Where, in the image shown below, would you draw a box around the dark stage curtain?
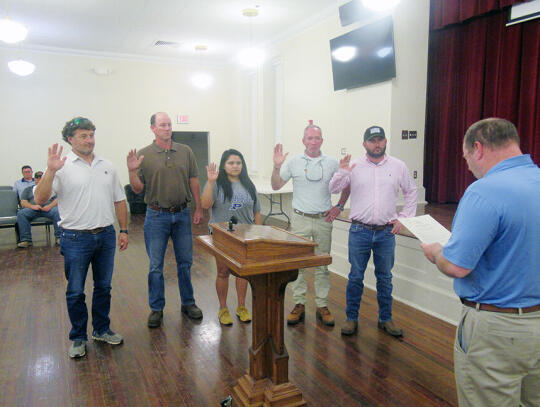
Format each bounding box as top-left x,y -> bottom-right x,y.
430,0 -> 522,30
425,7 -> 540,203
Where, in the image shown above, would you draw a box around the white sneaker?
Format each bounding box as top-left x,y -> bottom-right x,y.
69,340 -> 87,358
92,329 -> 123,345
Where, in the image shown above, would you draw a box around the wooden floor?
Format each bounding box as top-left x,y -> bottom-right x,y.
0,210 -> 458,407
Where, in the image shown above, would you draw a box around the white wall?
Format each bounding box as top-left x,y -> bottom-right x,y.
252,0 -> 429,216
0,50 -> 236,186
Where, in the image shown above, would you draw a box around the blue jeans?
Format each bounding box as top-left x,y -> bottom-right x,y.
17,207 -> 60,241
346,223 -> 396,322
144,207 -> 195,311
60,225 -> 116,341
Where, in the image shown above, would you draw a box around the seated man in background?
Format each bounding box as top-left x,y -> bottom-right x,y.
17,171 -> 61,248
13,165 -> 35,199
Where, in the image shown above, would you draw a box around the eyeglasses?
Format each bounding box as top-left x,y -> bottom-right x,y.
304,159 -> 323,182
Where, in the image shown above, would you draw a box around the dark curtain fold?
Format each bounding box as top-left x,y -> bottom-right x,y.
425,10 -> 540,203
430,0 -> 523,30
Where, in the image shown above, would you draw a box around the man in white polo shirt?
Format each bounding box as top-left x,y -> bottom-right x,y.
272,122 -> 349,326
35,117 -> 129,359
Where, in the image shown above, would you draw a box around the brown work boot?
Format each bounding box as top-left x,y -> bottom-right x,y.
287,304 -> 305,325
378,320 -> 403,337
316,306 -> 335,326
341,320 -> 358,336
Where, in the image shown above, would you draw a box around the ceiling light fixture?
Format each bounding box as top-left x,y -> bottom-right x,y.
92,67 -> 113,76
0,17 -> 27,43
8,59 -> 35,76
191,45 -> 214,89
238,8 -> 265,68
361,0 -> 401,12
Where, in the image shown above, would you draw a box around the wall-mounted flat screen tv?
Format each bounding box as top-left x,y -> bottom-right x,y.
330,16 -> 396,91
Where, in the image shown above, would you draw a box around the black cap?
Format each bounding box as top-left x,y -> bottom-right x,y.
364,126 -> 385,141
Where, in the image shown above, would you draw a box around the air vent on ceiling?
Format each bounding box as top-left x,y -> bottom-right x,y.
153,40 -> 182,48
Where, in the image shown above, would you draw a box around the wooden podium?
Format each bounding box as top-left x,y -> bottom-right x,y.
197,223 -> 331,407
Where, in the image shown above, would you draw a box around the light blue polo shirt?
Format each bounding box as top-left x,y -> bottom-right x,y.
280,152 -> 338,214
443,155 -> 540,308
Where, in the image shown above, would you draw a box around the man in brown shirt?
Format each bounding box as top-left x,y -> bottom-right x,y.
127,112 -> 203,328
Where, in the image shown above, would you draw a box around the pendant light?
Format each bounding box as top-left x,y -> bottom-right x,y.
238,8 -> 265,68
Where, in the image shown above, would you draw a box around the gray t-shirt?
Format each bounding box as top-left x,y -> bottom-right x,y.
208,181 -> 261,225
20,185 -> 55,206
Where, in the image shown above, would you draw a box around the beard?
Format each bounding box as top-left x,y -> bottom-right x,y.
366,145 -> 386,159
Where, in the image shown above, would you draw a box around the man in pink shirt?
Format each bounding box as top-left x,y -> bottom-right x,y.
329,125 -> 417,337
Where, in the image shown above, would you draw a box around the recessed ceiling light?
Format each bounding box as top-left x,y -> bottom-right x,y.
8,60 -> 35,76
92,67 -> 113,76
242,8 -> 259,17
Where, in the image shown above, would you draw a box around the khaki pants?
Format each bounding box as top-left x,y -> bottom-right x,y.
454,305 -> 540,407
289,211 -> 333,308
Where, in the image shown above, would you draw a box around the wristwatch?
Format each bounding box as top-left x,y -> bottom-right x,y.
119,229 -> 129,234
336,204 -> 344,211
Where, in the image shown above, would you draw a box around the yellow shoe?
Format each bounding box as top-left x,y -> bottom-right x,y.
236,305 -> 252,323
218,308 -> 233,326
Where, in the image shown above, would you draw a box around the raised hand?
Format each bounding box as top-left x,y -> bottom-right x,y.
127,149 -> 144,172
47,144 -> 67,172
339,154 -> 356,172
206,162 -> 218,182
273,143 -> 289,168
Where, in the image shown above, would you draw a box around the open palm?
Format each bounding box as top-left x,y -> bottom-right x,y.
206,162 -> 218,182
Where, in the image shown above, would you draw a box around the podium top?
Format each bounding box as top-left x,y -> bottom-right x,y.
210,223 -> 316,246
196,223 -> 331,276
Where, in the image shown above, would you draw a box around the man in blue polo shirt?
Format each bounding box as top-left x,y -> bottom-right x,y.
13,165 -> 35,199
422,118 -> 540,407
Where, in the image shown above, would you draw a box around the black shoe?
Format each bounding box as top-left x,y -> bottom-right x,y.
147,310 -> 163,328
181,304 -> 203,320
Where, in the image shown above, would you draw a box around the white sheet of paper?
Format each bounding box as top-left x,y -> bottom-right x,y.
399,215 -> 451,245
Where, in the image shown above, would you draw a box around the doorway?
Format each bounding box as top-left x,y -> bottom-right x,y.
172,131 -> 209,190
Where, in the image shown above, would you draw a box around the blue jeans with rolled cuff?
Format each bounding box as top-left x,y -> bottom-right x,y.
61,225 -> 116,341
144,207 -> 195,311
345,223 -> 396,322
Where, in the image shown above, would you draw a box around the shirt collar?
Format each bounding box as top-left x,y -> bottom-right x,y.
303,151 -> 325,163
363,153 -> 388,166
151,140 -> 179,153
66,150 -> 103,165
485,154 -> 533,177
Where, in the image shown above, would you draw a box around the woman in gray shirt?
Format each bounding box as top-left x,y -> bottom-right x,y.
201,149 -> 262,326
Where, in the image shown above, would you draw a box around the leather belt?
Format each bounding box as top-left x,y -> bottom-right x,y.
461,298 -> 540,314
148,203 -> 187,213
351,219 -> 392,231
64,227 -> 107,234
293,208 -> 325,218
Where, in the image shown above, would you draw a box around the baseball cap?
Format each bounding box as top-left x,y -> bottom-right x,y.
364,126 -> 385,141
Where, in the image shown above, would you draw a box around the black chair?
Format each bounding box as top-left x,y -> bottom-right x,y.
0,190 -> 20,242
125,184 -> 146,214
30,217 -> 54,245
